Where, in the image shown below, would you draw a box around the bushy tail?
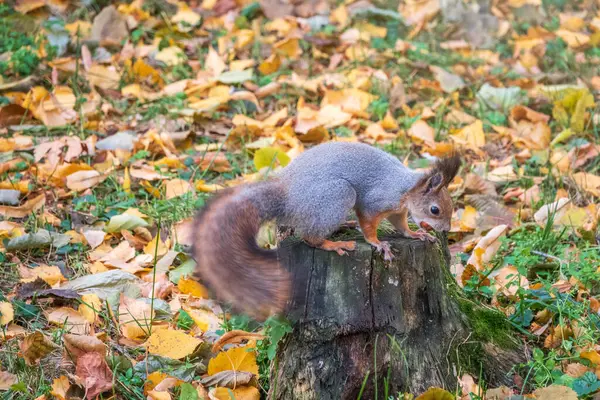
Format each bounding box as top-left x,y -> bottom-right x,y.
191,181 -> 290,321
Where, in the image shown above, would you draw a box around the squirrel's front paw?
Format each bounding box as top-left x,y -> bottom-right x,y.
414,229 -> 437,243
373,241 -> 394,261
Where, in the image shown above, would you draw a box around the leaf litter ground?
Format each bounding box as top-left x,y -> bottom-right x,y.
0,0 -> 600,399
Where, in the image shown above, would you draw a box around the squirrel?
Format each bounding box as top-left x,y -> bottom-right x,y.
191,142 -> 460,320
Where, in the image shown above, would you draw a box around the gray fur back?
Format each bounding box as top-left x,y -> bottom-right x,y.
274,142 -> 423,237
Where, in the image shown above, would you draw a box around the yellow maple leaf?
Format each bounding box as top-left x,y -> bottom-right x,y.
212,386 -> 260,400
451,120 -> 485,149
145,328 -> 202,359
143,235 -> 170,258
178,277 -> 209,298
184,307 -> 223,333
50,376 -> 70,400
208,345 -> 259,376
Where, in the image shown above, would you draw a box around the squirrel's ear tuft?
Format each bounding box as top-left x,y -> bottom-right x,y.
435,151 -> 461,188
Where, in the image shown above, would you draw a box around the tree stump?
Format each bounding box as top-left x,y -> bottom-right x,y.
270,234 -> 527,399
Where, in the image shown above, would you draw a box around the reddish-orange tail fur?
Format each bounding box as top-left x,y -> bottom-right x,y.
191,187 -> 290,321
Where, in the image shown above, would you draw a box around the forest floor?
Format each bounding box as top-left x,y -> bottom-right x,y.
0,0 -> 600,399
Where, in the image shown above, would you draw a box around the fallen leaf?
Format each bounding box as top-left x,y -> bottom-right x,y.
0,302 -> 15,325
492,266 -> 529,298
20,331 -> 60,366
19,264 -> 66,286
201,370 -> 255,389
78,294 -> 102,324
83,230 -> 106,249
0,370 -> 17,391
208,345 -> 259,376
415,387 -> 454,400
50,376 -> 70,400
451,120 -> 485,149
534,198 -> 570,227
408,120 -> 435,146
66,170 -> 107,191
467,225 -> 509,271
75,352 -> 113,399
165,178 -> 193,200
119,295 -> 154,340
105,213 -> 149,233
0,194 -> 46,218
212,386 -> 260,400
178,277 -> 209,298
253,147 -> 291,170
572,172 -> 600,197
145,328 -> 202,359
45,307 -> 90,335
63,334 -> 107,362
211,330 -> 266,353
430,66 -> 466,93
533,385 -> 577,400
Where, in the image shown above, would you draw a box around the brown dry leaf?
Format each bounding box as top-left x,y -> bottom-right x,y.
75,351 -> 113,399
492,266 -> 529,298
119,295 -> 154,340
130,165 -> 170,180
572,172 -> 600,197
0,194 -> 46,218
459,374 -> 483,398
83,230 -> 106,250
534,198 -> 570,227
145,328 -> 202,359
1,324 -> 26,340
165,178 -> 193,200
511,105 -> 550,123
206,47 -> 227,76
45,307 -> 90,335
510,120 -> 551,150
555,29 -> 590,48
533,385 -> 577,399
66,170 -> 107,191
50,376 -> 70,400
487,165 -> 517,184
565,362 -> 589,378
20,331 -> 60,366
100,240 -> 136,263
211,330 -> 266,353
407,120 -> 435,147
63,333 -> 106,362
0,370 -> 17,391
20,265 -> 66,286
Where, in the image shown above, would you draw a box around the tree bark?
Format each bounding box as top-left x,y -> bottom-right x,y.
270,234 -> 527,399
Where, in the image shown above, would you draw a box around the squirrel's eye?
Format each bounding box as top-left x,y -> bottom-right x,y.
430,205 -> 440,215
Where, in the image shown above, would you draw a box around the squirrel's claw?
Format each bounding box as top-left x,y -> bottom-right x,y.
414,229 -> 437,243
373,241 -> 394,261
